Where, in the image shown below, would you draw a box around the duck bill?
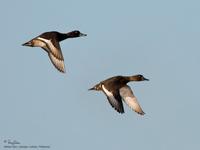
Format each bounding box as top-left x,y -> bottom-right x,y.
80,32 -> 87,37
144,77 -> 149,81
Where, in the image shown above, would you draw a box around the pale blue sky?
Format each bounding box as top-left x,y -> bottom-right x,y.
1,0 -> 200,149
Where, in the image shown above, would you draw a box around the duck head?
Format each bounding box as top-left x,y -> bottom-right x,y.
126,74 -> 149,82
133,74 -> 149,81
67,30 -> 87,38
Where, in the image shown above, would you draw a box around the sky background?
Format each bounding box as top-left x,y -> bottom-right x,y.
0,0 -> 200,149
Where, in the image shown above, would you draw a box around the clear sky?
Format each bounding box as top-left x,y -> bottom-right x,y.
0,0 -> 200,149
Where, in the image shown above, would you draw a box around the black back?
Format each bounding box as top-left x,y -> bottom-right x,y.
39,31 -> 68,42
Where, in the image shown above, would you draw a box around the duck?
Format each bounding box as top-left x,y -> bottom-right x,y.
89,74 -> 149,115
22,30 -> 87,73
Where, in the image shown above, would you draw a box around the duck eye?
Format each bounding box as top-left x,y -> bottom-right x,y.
140,75 -> 144,79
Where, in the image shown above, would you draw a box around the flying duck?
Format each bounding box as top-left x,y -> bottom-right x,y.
89,74 -> 149,115
22,30 -> 87,73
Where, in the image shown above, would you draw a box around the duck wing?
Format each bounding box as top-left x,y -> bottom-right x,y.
119,85 -> 145,115
48,53 -> 65,73
37,37 -> 65,73
102,85 -> 124,113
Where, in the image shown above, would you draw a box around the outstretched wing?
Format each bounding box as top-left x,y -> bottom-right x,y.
102,85 -> 124,113
119,85 -> 145,115
37,37 -> 65,73
48,53 -> 65,73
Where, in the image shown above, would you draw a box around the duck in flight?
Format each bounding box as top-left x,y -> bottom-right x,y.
22,30 -> 87,73
89,74 -> 149,115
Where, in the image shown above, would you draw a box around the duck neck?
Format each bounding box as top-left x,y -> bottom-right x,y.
58,33 -> 70,41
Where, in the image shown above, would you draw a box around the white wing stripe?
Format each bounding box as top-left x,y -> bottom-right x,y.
37,37 -> 63,59
102,85 -> 119,107
37,37 -> 56,50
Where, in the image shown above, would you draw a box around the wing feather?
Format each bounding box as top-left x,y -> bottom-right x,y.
37,37 -> 65,73
37,37 -> 64,59
48,53 -> 65,73
102,85 -> 124,113
119,85 -> 145,115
